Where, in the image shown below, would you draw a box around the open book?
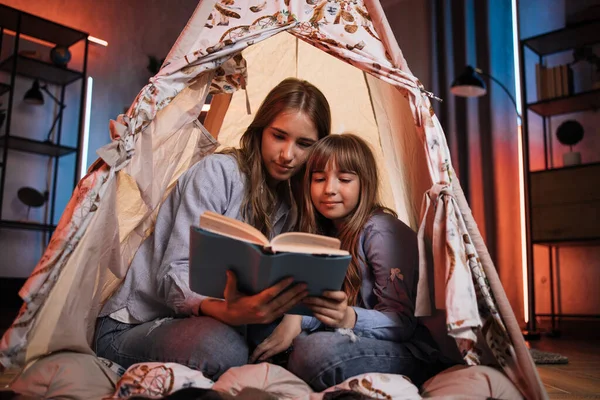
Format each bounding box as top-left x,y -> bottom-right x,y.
189,212 -> 351,315
199,211 -> 349,256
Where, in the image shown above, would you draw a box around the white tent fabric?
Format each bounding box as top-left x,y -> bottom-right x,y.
0,1 -> 546,399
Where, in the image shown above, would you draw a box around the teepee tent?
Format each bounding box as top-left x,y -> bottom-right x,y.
0,1 -> 546,398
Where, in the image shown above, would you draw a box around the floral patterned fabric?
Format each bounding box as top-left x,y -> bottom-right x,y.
106,362 -> 214,399
106,361 -> 420,400
0,1 -> 544,399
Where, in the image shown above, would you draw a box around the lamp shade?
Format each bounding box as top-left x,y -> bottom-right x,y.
451,66 -> 487,97
24,80 -> 44,105
17,187 -> 47,208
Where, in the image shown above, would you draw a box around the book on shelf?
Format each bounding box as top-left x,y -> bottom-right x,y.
535,64 -> 574,101
554,65 -> 563,97
189,211 -> 352,315
536,64 -> 549,100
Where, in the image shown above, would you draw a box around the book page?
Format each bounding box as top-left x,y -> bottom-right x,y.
270,232 -> 349,256
199,211 -> 269,246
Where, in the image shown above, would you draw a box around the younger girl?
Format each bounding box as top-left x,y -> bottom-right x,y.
95,78 -> 331,379
251,133 -> 444,390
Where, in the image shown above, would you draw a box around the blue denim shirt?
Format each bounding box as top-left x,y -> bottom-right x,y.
302,212 -> 419,342
101,154 -> 294,322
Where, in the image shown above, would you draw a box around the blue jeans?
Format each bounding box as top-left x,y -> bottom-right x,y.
287,331 -> 443,391
94,316 -> 248,380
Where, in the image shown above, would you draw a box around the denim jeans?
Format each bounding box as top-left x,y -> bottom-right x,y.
94,316 -> 248,380
287,331 -> 444,392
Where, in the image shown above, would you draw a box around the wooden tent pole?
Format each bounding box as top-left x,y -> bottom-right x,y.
203,93 -> 233,140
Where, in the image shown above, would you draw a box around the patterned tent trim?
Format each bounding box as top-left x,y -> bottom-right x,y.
0,2 -> 545,399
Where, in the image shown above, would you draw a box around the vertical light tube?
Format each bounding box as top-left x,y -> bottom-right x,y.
511,2 -> 523,116
80,76 -> 93,180
511,0 -> 528,323
517,123 -> 528,323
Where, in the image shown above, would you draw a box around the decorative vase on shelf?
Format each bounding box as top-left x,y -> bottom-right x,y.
556,120 -> 584,167
571,46 -> 600,91
50,45 -> 71,67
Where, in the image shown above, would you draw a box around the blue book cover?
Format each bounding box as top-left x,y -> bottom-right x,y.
189,225 -> 351,316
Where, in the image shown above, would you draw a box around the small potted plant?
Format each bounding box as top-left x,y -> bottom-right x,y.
556,120 -> 584,166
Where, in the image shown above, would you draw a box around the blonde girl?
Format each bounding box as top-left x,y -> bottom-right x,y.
95,78 -> 331,379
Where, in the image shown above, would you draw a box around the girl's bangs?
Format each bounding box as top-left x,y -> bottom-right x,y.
308,139 -> 361,174
308,145 -> 333,172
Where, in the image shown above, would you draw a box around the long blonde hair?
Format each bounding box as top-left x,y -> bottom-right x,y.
300,134 -> 396,306
222,78 -> 331,237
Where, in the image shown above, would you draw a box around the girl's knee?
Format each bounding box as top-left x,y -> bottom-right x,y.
289,332 -> 339,365
189,320 -> 248,375
287,332 -> 351,388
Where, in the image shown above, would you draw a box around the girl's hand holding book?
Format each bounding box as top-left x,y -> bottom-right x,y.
303,291 -> 357,329
201,271 -> 308,325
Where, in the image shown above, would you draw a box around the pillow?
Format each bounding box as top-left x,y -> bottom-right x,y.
421,365 -> 523,399
214,364 -> 421,400
320,372 -> 422,400
10,352 -> 118,400
213,363 -> 313,399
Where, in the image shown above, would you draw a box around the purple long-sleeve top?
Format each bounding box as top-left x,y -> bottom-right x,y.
302,212 -> 419,342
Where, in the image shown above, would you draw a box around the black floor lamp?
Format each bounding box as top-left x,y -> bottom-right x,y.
451,66 -> 520,119
23,79 -> 66,143
450,65 -> 540,340
21,79 -> 65,226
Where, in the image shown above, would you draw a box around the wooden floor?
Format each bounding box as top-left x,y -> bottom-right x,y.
529,337 -> 600,399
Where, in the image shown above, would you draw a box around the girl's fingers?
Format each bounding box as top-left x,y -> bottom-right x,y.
249,350 -> 261,363
258,278 -> 299,304
250,340 -> 269,363
321,291 -> 347,301
312,312 -> 338,327
223,271 -> 240,300
304,297 -> 346,318
307,305 -> 343,321
272,289 -> 309,317
303,296 -> 337,309
249,348 -> 262,363
258,344 -> 285,362
250,339 -> 287,363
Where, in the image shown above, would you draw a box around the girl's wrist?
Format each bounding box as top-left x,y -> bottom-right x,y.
200,298 -> 237,325
283,314 -> 302,324
342,307 -> 357,329
285,314 -> 303,334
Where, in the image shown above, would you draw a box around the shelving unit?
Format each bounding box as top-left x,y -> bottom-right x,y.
522,19 -> 600,56
0,219 -> 56,232
519,19 -> 600,335
527,88 -> 600,116
0,4 -> 89,234
0,54 -> 84,85
0,136 -> 77,157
